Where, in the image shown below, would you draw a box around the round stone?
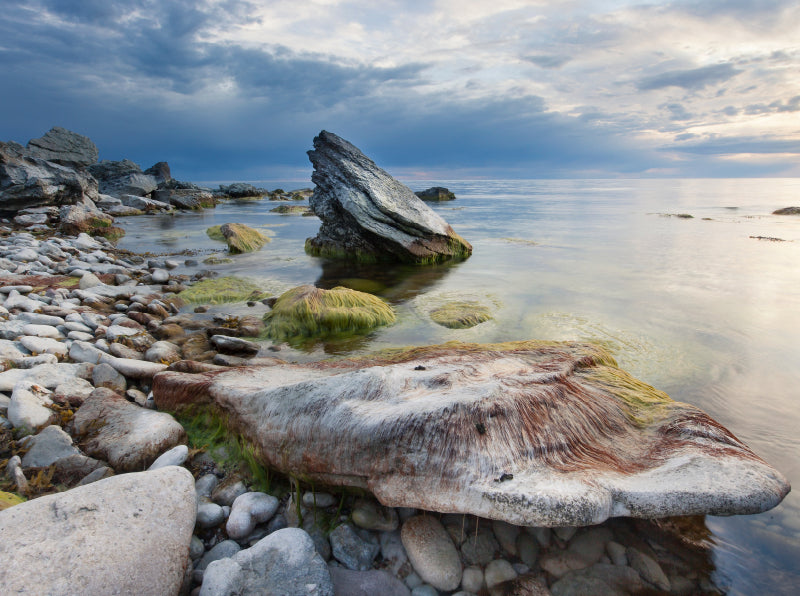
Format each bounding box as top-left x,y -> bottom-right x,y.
401,516 -> 462,592
484,559 -> 517,589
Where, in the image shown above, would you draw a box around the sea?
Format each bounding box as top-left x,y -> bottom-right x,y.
117,178 -> 800,595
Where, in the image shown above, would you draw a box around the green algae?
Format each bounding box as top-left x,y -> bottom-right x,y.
429,301 -> 493,329
263,285 -> 396,341
220,223 -> 269,254
0,491 -> 26,511
202,256 -> 234,265
270,205 -> 310,215
178,276 -> 269,304
206,225 -> 225,241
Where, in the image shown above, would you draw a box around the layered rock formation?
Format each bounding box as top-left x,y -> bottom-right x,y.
153,341 -> 790,527
305,131 -> 472,264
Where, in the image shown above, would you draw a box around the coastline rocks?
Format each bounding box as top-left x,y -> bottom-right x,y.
26,127 -> 98,167
1,140 -> 100,210
219,222 -> 268,253
226,491 -> 280,540
199,528 -> 333,596
20,424 -> 81,468
305,131 -> 472,264
0,466 -> 196,595
73,387 -> 186,471
773,206 -> 800,215
329,567 -> 411,596
330,523 -> 381,571
152,340 -> 791,527
415,187 -> 456,201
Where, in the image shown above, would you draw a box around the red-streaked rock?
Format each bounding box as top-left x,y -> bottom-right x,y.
152,341 -> 790,526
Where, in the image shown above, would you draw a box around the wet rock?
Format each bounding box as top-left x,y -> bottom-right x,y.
352,498 -> 399,531
773,206 -> 800,215
303,491 -> 337,509
330,523 -> 380,571
516,533 -> 540,569
485,559 -> 517,589
492,520 -> 520,556
145,340 -> 182,364
540,551 -> 591,579
209,334 -> 260,355
606,541 -> 627,566
211,477 -> 248,507
329,567 -> 411,596
550,563 -> 644,596
401,515 -> 462,592
461,529 -> 500,566
461,566 -> 484,593
0,467 -> 196,595
151,341 -> 791,526
626,547 -> 670,591
489,574 -> 552,596
73,387 -> 186,471
566,527 -> 613,566
199,528 -> 333,596
305,131 -> 472,264
379,530 -> 409,576
415,186 -> 456,201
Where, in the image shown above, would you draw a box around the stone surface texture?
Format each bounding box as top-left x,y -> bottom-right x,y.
0,466 -> 196,595
306,131 -> 471,263
26,127 -> 99,167
152,341 -> 790,527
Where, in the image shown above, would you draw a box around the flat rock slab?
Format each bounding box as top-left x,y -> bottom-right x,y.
0,466 -> 195,595
74,387 -> 186,472
153,341 -> 790,526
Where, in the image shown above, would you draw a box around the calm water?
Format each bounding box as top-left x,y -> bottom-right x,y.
118,179 -> 800,594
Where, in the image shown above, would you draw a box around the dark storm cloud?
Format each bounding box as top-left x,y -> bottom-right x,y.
637,63 -> 742,91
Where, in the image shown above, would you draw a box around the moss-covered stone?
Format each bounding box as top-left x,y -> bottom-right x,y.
270,205 -> 310,215
220,223 -> 269,253
263,285 -> 396,341
178,276 -> 268,305
202,256 -> 234,265
429,301 -> 493,329
206,225 -> 224,241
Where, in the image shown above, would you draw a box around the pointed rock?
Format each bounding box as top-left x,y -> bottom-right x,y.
305,131 -> 471,264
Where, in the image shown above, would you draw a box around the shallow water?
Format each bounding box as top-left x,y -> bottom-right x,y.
117,178 -> 800,594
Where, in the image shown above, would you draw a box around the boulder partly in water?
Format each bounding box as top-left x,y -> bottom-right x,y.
152,340 -> 790,527
305,131 -> 472,264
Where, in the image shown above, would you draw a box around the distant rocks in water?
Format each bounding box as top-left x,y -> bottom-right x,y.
305,131 -> 472,264
658,213 -> 694,219
750,235 -> 788,242
26,126 -> 99,167
415,186 -> 456,201
773,206 -> 800,215
262,284 -> 396,341
218,182 -> 269,198
270,204 -> 311,215
219,223 -> 269,253
153,340 -> 790,527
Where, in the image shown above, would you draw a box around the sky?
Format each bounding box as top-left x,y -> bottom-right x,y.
1,0 -> 799,182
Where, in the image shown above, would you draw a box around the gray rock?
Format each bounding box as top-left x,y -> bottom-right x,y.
461,529 -> 499,566
539,551 -> 591,579
492,520 -> 520,556
606,541 -> 627,566
379,530 -> 409,576
484,559 -> 517,589
352,498 -> 399,531
79,271 -> 103,289
554,526 -> 577,543
329,567 -> 411,596
306,131 -> 472,264
516,532 -> 540,569
197,539 -> 242,571
401,516 -> 462,592
226,492 -> 280,540
148,444 -> 189,470
19,335 -> 67,357
303,491 -> 337,509
200,528 -> 333,596
16,353 -> 59,369
567,527 -> 613,566
1,140 -> 99,211
153,188 -> 214,210
329,523 -> 380,571
415,187 -> 456,201
20,425 -> 80,468
411,585 -> 438,596
26,126 -> 98,167
209,334 -> 260,355
92,362 -> 127,393
626,547 -> 670,591
151,268 -> 170,283
195,474 -> 219,498
550,563 -> 644,596
212,478 -> 248,507
73,387 -> 186,471
120,194 -> 170,210
0,466 -> 196,595
190,535 -> 206,561
461,566 -> 484,593
77,466 -> 114,486
197,499 -> 227,529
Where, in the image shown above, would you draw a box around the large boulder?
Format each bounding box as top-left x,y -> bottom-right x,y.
88,159 -> 158,197
0,466 -> 196,595
152,341 -> 790,527
0,141 -> 100,211
152,188 -> 214,210
305,131 -> 472,264
26,126 -> 98,167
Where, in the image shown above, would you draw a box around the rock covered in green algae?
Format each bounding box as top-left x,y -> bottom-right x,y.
207,223 -> 269,253
178,276 -> 268,304
429,300 -> 493,329
262,284 -> 396,341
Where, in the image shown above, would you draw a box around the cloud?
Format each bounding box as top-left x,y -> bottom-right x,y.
661,103 -> 693,121
522,54 -> 572,69
662,136 -> 800,156
637,63 -> 742,91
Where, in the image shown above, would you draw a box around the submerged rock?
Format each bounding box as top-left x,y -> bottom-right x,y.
219,222 -> 268,253
262,284 -> 396,341
152,341 -> 791,527
429,300 -> 493,329
773,206 -> 800,215
305,131 -> 472,264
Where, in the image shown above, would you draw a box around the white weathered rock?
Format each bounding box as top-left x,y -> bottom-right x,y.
0,362 -> 93,393
0,466 -> 196,595
79,271 -> 103,289
148,444 -> 189,470
19,335 -> 67,358
152,341 -> 791,526
484,559 -> 517,589
21,324 -> 63,339
7,381 -> 54,430
401,516 -> 462,592
73,387 -> 186,472
145,340 -> 181,364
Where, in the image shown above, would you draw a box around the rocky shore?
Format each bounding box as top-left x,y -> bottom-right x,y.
0,127 -> 790,595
